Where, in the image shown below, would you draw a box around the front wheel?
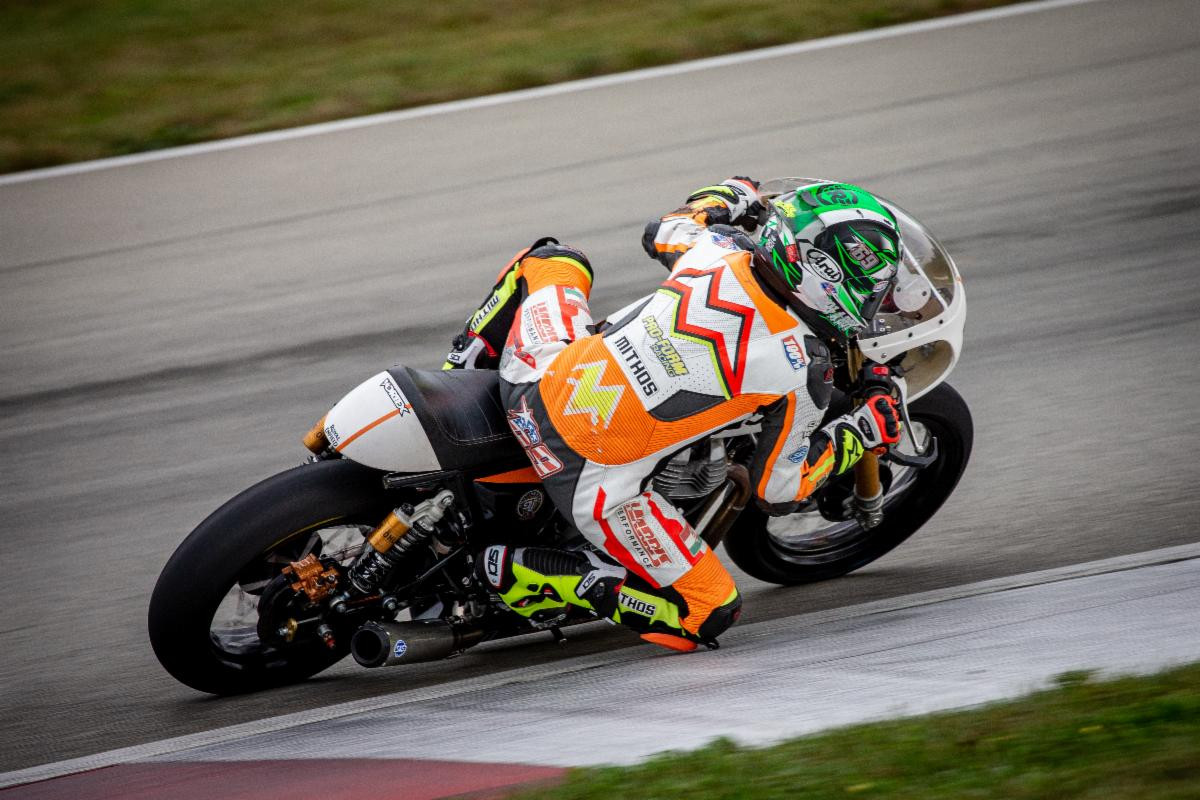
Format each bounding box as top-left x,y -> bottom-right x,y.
148,459 -> 393,694
722,382 -> 973,585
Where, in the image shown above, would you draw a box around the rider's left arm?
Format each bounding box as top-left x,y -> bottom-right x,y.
641,177 -> 763,269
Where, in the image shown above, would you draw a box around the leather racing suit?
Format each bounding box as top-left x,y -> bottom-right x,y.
448,181 -> 894,651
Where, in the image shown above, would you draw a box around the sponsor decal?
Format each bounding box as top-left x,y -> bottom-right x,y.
825,309 -> 862,333
324,423 -> 340,447
810,184 -> 860,207
618,593 -> 658,617
787,445 -> 809,464
380,375 -> 413,416
641,316 -> 689,377
484,546 -> 506,588
393,639 -> 408,659
615,503 -> 671,568
507,397 -> 564,478
507,397 -> 542,447
806,248 -> 843,282
576,570 -> 599,598
564,360 -> 627,428
781,334 -> 806,371
857,417 -> 875,440
468,292 -> 502,329
612,336 -> 659,396
524,301 -> 558,345
516,490 -> 544,521
710,232 -> 737,249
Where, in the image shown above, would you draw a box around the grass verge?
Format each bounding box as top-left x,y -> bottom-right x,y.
0,0 -> 1024,174
509,663 -> 1200,800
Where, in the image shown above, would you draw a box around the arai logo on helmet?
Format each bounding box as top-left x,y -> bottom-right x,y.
393,639 -> 408,659
805,248 -> 843,282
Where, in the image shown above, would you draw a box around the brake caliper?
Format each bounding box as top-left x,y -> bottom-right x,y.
282,554 -> 340,604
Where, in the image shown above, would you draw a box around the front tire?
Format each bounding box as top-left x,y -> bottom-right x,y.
148,459 -> 392,694
723,382 -> 973,585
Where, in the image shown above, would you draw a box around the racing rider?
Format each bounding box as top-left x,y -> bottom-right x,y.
444,177 -> 905,652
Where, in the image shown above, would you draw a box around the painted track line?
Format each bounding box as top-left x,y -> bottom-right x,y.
2,540 -> 1196,790
0,0 -> 1109,187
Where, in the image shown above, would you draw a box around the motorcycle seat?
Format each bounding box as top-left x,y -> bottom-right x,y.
389,367 -> 528,472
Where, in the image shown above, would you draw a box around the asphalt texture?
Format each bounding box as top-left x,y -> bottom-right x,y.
1,0 -> 1198,773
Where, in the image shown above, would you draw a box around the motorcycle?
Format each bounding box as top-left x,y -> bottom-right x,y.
149,178 -> 972,694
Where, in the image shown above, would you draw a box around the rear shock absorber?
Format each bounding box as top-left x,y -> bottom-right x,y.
344,490 -> 455,596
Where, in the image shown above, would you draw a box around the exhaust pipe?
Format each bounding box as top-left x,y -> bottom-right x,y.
351,620 -> 484,668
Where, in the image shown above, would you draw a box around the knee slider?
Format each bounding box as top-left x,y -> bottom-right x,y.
696,590 -> 742,641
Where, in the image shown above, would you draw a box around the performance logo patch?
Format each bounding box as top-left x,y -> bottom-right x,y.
781,335 -> 806,371
563,360 -> 626,428
786,445 -> 809,464
616,503 -> 671,569
393,639 -> 408,659
506,397 -> 564,478
524,301 -> 558,345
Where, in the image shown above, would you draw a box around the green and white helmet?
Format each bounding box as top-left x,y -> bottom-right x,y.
753,181 -> 903,339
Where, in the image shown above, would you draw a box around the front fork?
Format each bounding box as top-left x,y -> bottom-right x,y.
846,349 -> 940,529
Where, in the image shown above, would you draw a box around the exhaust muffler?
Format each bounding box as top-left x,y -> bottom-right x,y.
351,620 -> 483,668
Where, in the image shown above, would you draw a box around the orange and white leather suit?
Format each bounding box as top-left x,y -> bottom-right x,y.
494,186 -> 846,645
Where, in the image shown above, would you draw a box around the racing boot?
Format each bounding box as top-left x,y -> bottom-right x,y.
443,239 -> 593,370
477,545 -> 625,626
477,545 -> 740,652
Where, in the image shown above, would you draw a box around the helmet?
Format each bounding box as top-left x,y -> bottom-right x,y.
753,181 -> 903,339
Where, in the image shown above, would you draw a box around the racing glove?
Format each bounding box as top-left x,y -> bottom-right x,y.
816,393 -> 903,476
685,177 -> 766,230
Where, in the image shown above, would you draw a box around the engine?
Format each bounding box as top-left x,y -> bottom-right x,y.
652,439 -> 728,500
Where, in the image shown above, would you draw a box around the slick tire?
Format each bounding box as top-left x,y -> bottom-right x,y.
723,382 -> 973,585
148,459 -> 392,695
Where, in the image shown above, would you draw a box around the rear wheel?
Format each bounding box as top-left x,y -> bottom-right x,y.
723,382 -> 972,585
148,459 -> 393,694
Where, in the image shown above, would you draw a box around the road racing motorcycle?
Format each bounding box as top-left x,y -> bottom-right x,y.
149,179 -> 972,694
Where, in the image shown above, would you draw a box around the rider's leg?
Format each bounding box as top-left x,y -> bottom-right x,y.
486,251 -> 740,649
443,240 -> 593,370
478,506 -> 742,651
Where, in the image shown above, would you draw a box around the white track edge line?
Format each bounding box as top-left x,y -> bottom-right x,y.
0,0 -> 1108,188
2,539 -> 1196,789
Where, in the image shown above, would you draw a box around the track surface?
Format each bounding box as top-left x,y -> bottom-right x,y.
1,0 -> 1197,773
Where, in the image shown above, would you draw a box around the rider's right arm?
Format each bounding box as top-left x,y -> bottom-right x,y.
642,178 -> 762,269
749,387 -> 905,516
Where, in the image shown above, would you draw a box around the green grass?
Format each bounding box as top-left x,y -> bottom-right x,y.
0,0 -> 1022,173
510,663 -> 1200,800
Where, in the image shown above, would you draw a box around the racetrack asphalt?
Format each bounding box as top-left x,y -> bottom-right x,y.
1,0 -> 1198,774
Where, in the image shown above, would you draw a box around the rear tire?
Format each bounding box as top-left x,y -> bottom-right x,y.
148,459 -> 392,695
723,382 -> 973,585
